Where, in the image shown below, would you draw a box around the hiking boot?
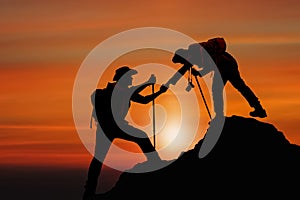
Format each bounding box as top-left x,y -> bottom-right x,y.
250,107 -> 267,118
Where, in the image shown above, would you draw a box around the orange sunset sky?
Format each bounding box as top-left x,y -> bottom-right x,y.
1,0 -> 300,175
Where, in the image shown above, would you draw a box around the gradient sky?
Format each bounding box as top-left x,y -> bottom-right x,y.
1,0 -> 300,183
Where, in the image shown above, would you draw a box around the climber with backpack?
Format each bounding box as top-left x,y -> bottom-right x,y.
170,37 -> 267,119
83,66 -> 168,200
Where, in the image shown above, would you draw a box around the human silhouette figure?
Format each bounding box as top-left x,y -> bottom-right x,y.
171,37 -> 267,119
83,66 -> 167,200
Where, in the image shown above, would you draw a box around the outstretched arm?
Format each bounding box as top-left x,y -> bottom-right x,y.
132,74 -> 155,95
131,75 -> 168,104
164,63 -> 192,87
131,84 -> 168,104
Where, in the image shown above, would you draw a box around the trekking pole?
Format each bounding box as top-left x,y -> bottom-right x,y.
151,83 -> 156,149
194,75 -> 212,120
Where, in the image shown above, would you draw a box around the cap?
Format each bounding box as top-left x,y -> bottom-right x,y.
172,48 -> 189,64
113,66 -> 137,81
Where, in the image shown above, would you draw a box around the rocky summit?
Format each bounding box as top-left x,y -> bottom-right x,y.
96,115 -> 300,199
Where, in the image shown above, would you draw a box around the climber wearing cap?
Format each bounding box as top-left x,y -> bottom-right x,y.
171,37 -> 267,119
83,66 -> 167,200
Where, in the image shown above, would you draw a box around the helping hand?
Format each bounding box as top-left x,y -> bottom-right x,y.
159,84 -> 168,93
148,74 -> 156,84
191,67 -> 200,77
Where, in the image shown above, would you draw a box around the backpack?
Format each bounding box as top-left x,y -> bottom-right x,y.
188,37 -> 227,61
207,37 -> 226,53
90,86 -> 114,128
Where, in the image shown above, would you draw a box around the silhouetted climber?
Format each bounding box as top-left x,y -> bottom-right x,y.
83,66 -> 167,200
171,37 -> 267,119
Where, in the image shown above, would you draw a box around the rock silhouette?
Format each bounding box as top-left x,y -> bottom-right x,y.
96,115 -> 300,199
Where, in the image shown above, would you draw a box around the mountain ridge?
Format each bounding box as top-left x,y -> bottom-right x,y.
96,115 -> 300,199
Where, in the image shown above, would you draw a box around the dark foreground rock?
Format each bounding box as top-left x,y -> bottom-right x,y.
97,115 -> 300,199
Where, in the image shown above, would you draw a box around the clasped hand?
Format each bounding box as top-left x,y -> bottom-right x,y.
147,74 -> 168,94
